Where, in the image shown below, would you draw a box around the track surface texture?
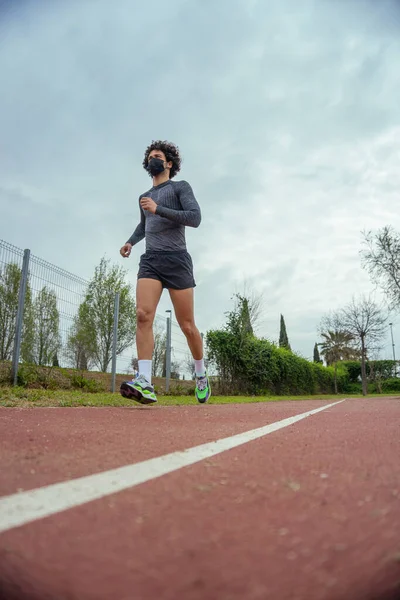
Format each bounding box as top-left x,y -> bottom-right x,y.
0,398 -> 399,600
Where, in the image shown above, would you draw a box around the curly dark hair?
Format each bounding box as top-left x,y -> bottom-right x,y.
142,140 -> 182,179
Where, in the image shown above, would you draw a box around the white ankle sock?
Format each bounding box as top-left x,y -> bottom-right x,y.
194,358 -> 206,377
138,360 -> 152,383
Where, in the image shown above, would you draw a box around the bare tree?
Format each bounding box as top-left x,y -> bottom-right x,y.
340,296 -> 388,396
233,281 -> 264,334
184,352 -> 195,380
152,324 -> 166,377
361,226 -> 400,309
170,360 -> 181,380
318,311 -> 347,339
246,291 -> 264,333
130,356 -> 138,375
367,346 -> 385,394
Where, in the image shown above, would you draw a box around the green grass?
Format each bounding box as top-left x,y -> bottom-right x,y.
0,386 -> 396,408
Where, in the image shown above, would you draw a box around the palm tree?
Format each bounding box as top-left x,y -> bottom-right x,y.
319,330 -> 356,393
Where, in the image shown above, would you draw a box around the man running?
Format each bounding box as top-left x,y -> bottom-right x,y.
119,140 -> 211,405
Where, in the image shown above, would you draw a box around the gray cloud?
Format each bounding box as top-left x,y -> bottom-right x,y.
1,0 -> 400,362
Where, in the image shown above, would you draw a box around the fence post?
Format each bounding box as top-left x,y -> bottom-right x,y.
165,310 -> 172,392
12,249 -> 31,386
111,292 -> 120,393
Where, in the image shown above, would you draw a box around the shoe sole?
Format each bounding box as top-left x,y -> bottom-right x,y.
196,375 -> 211,404
196,387 -> 211,404
120,382 -> 157,405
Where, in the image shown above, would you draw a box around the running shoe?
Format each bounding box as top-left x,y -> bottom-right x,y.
120,375 -> 157,405
195,372 -> 211,404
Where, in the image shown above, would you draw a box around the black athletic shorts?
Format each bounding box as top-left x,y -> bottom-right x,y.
137,250 -> 196,290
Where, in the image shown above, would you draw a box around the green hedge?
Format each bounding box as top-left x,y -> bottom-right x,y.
377,378 -> 400,393
341,360 -> 396,383
206,331 -> 347,395
343,382 -> 363,394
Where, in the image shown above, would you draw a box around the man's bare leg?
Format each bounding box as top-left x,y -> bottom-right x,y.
136,278 -> 163,359
169,287 -> 211,403
120,278 -> 162,403
169,287 -> 203,360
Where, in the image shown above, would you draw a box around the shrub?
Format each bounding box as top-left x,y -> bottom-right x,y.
163,383 -> 196,396
15,364 -> 106,392
368,360 -> 396,380
69,373 -> 106,393
0,361 -> 12,385
206,330 -> 346,396
343,382 -> 363,394
380,378 -> 400,393
17,364 -> 40,387
16,364 -> 72,390
341,360 -> 396,383
341,361 -> 361,383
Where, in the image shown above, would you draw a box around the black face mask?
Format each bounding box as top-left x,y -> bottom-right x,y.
148,158 -> 165,176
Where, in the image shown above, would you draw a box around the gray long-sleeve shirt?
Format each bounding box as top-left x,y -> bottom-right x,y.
126,180 -> 201,252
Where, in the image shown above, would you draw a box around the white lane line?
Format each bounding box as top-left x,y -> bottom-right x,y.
0,400 -> 346,534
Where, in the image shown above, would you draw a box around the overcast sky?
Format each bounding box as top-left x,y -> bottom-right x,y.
1,0 -> 400,364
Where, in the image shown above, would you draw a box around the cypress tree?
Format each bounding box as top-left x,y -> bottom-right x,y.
313,342 -> 321,363
279,314 -> 291,351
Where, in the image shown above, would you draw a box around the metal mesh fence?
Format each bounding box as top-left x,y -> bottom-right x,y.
0,242 -> 24,362
27,253 -> 90,368
0,239 -> 195,390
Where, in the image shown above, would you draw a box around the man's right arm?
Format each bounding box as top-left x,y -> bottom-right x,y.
126,200 -> 146,246
120,199 -> 145,257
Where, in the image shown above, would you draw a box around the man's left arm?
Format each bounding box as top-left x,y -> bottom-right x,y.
155,181 -> 202,228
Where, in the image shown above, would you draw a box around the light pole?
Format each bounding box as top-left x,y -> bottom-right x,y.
165,310 -> 172,392
389,322 -> 397,377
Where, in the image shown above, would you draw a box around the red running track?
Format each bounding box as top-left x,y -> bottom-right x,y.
0,398 -> 399,600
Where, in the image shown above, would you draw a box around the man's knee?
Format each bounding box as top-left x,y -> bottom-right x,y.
136,307 -> 154,326
180,320 -> 196,337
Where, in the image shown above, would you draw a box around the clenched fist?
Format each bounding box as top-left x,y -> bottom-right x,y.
140,196 -> 157,213
120,243 -> 132,258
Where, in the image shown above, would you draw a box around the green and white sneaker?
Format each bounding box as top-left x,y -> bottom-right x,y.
120,375 -> 157,405
195,372 -> 211,404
